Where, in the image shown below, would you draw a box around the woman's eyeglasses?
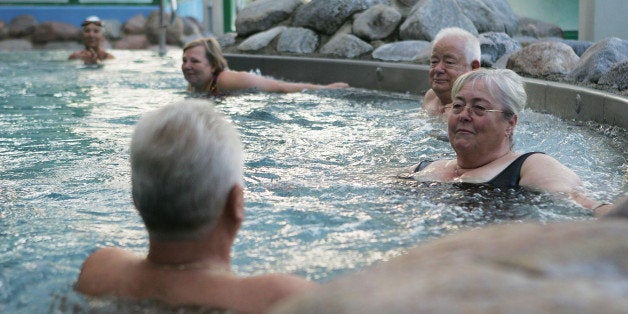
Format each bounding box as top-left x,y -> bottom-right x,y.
446,103 -> 506,116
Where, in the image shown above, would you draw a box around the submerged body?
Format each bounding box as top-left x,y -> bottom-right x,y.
413,152 -> 540,188
412,69 -> 612,215
1,51 -> 624,312
77,247 -> 315,312
75,101 -> 316,312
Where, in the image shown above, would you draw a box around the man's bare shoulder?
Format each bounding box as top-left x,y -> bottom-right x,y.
422,89 -> 444,115
233,273 -> 318,311
75,247 -> 137,295
423,88 -> 436,103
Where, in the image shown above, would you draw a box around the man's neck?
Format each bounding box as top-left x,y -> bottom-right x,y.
435,91 -> 452,108
146,230 -> 233,268
423,89 -> 451,115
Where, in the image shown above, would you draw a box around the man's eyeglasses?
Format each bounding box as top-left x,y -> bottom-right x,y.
446,103 -> 507,116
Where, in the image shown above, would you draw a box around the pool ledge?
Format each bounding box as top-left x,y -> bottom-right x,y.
225,54 -> 628,129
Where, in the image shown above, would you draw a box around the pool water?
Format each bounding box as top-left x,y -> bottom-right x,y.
0,50 -> 626,312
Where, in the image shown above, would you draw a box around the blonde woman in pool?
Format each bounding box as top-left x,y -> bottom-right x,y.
68,16 -> 114,65
409,69 -> 613,216
182,37 -> 349,96
76,100 -> 317,312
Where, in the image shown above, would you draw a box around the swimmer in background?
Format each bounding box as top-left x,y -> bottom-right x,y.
69,16 -> 114,65
182,37 -> 349,96
423,27 -> 481,116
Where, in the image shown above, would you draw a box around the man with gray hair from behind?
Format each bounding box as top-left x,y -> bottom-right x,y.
423,27 -> 481,116
75,100 -> 317,312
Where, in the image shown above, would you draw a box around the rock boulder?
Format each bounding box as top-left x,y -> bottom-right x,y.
271,220 -> 628,314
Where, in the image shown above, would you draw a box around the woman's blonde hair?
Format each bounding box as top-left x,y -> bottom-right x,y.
183,37 -> 228,74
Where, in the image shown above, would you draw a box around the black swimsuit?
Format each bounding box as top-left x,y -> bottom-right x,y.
207,72 -> 220,96
413,152 -> 543,188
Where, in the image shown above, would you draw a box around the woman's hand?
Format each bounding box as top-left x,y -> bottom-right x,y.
83,48 -> 99,65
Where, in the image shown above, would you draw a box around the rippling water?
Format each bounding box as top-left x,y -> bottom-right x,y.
0,50 -> 626,312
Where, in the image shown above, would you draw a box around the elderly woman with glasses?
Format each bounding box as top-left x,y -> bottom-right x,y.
181,37 -> 348,96
409,68 -> 612,215
68,16 -> 114,65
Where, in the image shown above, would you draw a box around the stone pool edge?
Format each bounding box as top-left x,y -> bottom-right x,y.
225,54 -> 628,130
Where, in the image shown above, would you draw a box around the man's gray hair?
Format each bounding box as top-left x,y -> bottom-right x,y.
432,27 -> 481,65
131,100 -> 244,241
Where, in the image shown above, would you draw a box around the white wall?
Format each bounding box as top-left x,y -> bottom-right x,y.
579,0 -> 628,41
202,0 -> 224,35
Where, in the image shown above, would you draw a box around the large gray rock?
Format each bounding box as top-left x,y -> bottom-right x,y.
372,40 -> 430,61
513,35 -> 540,47
237,26 -> 286,51
277,27 -> 319,54
292,0 -> 389,35
598,59 -> 628,91
320,33 -> 373,58
271,220 -> 628,314
216,32 -> 237,48
479,32 -> 522,67
413,44 -> 433,64
517,16 -> 563,38
561,39 -> 594,57
122,14 -> 146,35
235,0 -> 304,36
399,0 -> 477,41
114,34 -> 150,49
456,0 -> 519,36
390,0 -> 420,17
352,4 -> 402,40
507,41 -> 579,76
9,14 -> 37,38
102,19 -> 122,40
182,16 -> 203,37
569,37 -> 628,84
32,21 -> 80,44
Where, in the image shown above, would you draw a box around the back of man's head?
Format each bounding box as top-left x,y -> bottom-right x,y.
432,27 -> 481,65
131,100 -> 243,241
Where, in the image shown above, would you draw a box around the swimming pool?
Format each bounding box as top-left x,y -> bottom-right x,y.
0,50 -> 626,312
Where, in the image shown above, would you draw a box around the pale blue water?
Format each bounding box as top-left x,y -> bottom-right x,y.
0,50 -> 626,312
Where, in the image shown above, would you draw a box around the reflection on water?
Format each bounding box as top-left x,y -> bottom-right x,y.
0,50 -> 626,312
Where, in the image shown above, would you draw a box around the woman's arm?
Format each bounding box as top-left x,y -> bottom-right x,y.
217,70 -> 348,93
519,153 -> 610,215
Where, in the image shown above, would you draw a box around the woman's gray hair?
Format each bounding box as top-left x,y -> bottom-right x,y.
432,27 -> 481,65
131,100 -> 243,241
451,68 -> 527,117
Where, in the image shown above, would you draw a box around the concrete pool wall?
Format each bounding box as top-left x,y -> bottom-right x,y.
225,54 -> 628,129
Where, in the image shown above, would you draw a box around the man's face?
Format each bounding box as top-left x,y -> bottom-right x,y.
429,38 -> 473,97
